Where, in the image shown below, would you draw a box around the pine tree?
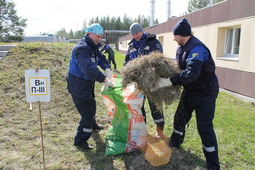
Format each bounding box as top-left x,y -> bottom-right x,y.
187,0 -> 224,13
187,0 -> 212,13
0,0 -> 27,42
57,14 -> 153,42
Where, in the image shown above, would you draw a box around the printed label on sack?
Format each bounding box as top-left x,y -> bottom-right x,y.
101,95 -> 116,116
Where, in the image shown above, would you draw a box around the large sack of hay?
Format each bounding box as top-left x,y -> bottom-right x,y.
121,52 -> 182,108
102,75 -> 147,155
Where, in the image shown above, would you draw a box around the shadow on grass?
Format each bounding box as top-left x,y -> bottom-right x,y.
120,147 -> 206,170
78,130 -> 115,169
73,132 -> 206,169
119,137 -> 206,170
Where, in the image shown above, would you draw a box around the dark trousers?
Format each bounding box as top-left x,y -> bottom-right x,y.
141,97 -> 164,129
66,73 -> 97,145
71,94 -> 96,145
170,97 -> 220,170
108,54 -> 116,69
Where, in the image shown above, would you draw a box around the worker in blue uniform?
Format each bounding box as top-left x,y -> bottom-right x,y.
101,41 -> 117,69
124,23 -> 165,139
152,18 -> 220,169
66,23 -> 115,150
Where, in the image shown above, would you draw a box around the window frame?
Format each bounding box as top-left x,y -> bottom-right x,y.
223,26 -> 241,59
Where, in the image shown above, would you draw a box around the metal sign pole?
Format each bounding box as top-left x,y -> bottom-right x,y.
38,101 -> 46,169
25,69 -> 50,169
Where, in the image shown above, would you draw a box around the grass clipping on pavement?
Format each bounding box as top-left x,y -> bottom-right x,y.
121,52 -> 182,109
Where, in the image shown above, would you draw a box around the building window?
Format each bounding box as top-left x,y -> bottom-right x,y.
158,36 -> 164,47
225,27 -> 241,56
217,26 -> 241,61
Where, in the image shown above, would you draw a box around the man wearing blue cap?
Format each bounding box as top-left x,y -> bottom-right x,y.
152,18 -> 220,169
66,23 -> 115,150
124,23 -> 165,139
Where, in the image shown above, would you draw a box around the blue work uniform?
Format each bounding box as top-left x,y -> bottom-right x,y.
101,44 -> 116,69
124,32 -> 165,129
66,34 -> 110,146
170,36 -> 220,170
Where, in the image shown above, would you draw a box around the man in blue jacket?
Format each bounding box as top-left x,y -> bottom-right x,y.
101,41 -> 117,69
66,23 -> 115,150
124,23 -> 165,139
152,18 -> 220,169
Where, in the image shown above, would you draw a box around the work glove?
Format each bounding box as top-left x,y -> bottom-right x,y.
105,68 -> 112,80
150,78 -> 172,92
104,78 -> 115,88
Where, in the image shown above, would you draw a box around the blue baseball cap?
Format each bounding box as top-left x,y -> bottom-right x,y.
85,23 -> 103,35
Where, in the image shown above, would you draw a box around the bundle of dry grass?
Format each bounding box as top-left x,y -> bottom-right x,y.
144,140 -> 172,167
121,52 -> 181,109
142,134 -> 172,167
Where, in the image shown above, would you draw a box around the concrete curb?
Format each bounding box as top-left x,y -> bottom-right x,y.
0,45 -> 16,59
0,51 -> 8,59
0,45 -> 16,51
220,88 -> 255,103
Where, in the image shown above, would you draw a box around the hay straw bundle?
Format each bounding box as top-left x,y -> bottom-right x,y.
121,52 -> 181,108
141,134 -> 172,167
144,140 -> 172,167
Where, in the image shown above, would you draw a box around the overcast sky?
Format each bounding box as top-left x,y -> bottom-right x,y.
12,0 -> 189,35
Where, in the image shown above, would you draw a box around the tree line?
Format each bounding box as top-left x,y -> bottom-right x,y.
0,0 -> 27,42
57,0 -> 224,40
56,14 -> 157,40
0,0 -> 224,42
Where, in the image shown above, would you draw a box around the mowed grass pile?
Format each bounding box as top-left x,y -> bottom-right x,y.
0,42 -> 255,169
121,52 -> 181,109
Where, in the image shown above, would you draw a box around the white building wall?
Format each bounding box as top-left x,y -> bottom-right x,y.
119,16 -> 255,74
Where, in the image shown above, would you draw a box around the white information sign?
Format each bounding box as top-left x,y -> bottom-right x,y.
25,70 -> 51,102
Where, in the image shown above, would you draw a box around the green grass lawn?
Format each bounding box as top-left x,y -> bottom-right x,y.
103,49 -> 125,70
0,42 -> 254,169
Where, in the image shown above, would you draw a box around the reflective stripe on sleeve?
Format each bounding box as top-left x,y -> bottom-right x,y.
83,128 -> 93,133
202,144 -> 215,152
173,129 -> 184,136
154,118 -> 164,123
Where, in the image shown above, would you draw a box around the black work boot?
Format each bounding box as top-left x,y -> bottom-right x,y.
93,119 -> 104,130
93,123 -> 104,130
74,141 -> 93,150
169,131 -> 185,148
